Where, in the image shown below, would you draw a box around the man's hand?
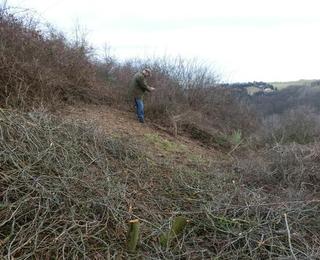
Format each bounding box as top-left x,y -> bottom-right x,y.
149,87 -> 155,91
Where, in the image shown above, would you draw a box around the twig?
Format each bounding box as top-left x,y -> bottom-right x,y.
284,213 -> 297,260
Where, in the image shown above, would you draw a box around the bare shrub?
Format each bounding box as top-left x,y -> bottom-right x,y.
255,106 -> 320,145
0,9 -> 99,109
195,87 -> 257,134
235,142 -> 320,197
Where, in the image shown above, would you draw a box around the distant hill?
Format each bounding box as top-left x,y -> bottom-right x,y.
221,79 -> 320,96
219,81 -> 275,96
271,79 -> 320,90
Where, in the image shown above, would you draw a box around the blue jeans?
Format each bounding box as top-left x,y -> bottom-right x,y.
134,98 -> 144,122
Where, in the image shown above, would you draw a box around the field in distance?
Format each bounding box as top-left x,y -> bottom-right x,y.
271,79 -> 320,89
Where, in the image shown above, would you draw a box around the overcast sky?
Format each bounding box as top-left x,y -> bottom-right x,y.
5,0 -> 320,82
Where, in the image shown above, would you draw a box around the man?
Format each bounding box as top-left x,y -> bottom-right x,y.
129,68 -> 155,123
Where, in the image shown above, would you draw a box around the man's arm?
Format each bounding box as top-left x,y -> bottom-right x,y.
137,75 -> 153,92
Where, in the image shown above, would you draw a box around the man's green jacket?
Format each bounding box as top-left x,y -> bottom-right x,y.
129,72 -> 152,99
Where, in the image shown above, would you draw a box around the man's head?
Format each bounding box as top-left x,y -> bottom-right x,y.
142,68 -> 152,78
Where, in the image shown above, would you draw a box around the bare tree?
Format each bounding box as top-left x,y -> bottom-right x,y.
0,0 -> 8,12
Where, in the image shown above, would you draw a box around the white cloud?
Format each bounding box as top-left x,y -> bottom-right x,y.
6,0 -> 320,82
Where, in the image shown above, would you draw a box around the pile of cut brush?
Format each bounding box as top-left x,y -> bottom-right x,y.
0,109 -> 130,258
1,109 -> 320,259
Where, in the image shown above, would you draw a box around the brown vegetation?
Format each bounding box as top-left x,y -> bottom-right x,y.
1,7 -> 320,259
0,8 -> 100,109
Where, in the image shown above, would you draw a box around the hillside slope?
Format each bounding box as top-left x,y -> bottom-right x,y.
58,104 -> 221,167
1,7 -> 320,259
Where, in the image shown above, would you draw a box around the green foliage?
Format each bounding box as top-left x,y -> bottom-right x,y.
228,130 -> 243,146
